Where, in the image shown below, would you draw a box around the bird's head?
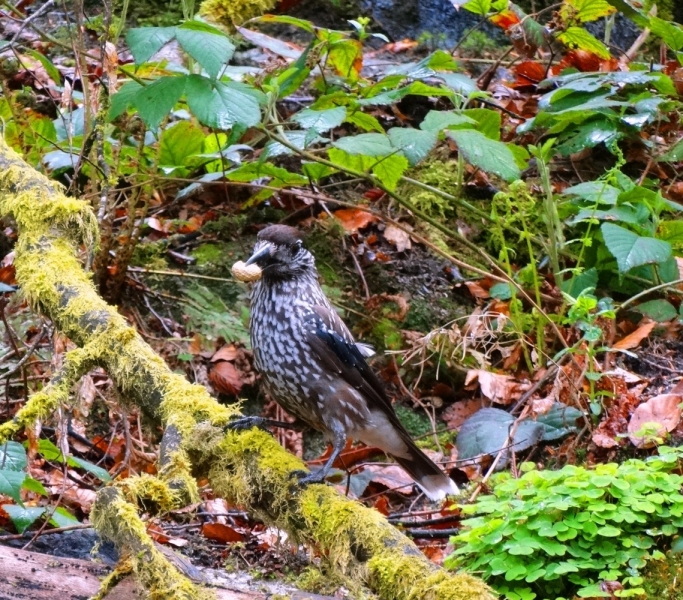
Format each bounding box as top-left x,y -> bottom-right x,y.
245,225 -> 315,280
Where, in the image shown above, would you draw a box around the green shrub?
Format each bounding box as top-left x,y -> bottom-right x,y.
446,447 -> 683,599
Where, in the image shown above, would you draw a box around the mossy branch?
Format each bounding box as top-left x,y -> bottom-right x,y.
0,138 -> 495,600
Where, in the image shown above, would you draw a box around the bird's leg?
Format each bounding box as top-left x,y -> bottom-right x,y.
226,416 -> 307,432
291,425 -> 346,487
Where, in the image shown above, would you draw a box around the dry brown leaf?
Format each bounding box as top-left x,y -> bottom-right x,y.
442,399 -> 483,430
383,224 -> 412,252
464,281 -> 490,299
531,396 -> 555,415
208,361 -> 243,396
202,498 -> 230,524
333,208 -> 376,232
201,522 -> 244,544
210,344 -> 238,363
465,369 -> 526,405
613,321 -> 656,350
628,394 -> 682,448
592,431 -> 619,448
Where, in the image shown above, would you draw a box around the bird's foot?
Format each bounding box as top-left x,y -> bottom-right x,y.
225,416 -> 270,432
289,469 -> 328,488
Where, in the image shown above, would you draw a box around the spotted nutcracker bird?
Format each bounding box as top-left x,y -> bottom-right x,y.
240,224 -> 458,501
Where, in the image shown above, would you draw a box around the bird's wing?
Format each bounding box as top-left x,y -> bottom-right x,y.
303,305 -> 399,420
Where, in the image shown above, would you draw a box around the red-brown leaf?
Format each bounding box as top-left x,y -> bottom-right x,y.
209,361 -> 243,396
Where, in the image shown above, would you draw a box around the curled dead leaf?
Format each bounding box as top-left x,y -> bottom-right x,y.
613,321 -> 656,350
201,522 -> 244,544
628,394 -> 682,448
209,361 -> 243,396
332,208 -> 376,233
383,224 -> 412,252
465,369 -> 527,405
211,344 -> 238,363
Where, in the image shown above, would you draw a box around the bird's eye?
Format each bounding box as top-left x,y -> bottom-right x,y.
292,240 -> 303,255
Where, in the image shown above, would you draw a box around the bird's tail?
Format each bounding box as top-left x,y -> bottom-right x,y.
391,436 -> 458,502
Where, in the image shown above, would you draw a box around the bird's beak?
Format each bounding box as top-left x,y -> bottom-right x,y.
245,244 -> 272,267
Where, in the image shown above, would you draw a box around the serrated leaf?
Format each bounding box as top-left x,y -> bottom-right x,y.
650,17 -> 683,52
109,81 -> 143,120
263,131 -> 327,158
2,505 -> 45,533
557,27 -> 611,59
292,106 -> 346,132
37,438 -> 64,462
437,73 -> 479,97
563,181 -> 620,205
185,75 -> 263,129
446,129 -> 521,181
0,442 -> 27,472
49,506 -> 79,528
68,457 -> 112,482
563,0 -> 616,22
387,127 -> 438,165
461,0 -> 491,15
227,162 -> 308,186
345,110 -> 384,132
372,154 -> 409,191
420,110 -> 476,131
126,27 -> 177,64
327,39 -> 362,80
176,21 -> 235,79
24,49 -> 61,84
601,223 -> 672,273
332,133 -> 393,156
0,469 -> 26,503
634,299 -> 678,322
21,477 -> 47,496
159,121 -> 205,167
561,267 -> 599,299
463,108 -> 501,140
134,76 -> 187,129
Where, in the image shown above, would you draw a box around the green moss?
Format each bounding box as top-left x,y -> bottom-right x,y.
92,488 -> 209,600
372,317 -> 403,351
200,0 -> 278,28
191,242 -> 223,266
130,240 -> 166,268
401,160 -> 461,219
641,552 -> 683,599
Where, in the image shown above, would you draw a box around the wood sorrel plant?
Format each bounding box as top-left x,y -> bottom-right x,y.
446,447 -> 683,599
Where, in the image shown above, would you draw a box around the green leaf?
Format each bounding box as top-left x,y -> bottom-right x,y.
68,457 -> 112,482
159,121 -> 205,167
387,127 -> 438,165
175,21 -> 235,79
563,0 -> 616,22
37,438 -> 64,461
21,477 -> 47,496
185,75 -> 263,130
126,27 -> 177,64
2,504 -> 45,533
555,119 -> 621,156
446,130 -> 521,181
463,108 -> 501,140
461,0 -> 491,15
650,17 -> 683,52
557,27 -> 611,59
561,268 -> 599,299
327,148 -> 407,191
327,39 -> 362,80
109,81 -> 143,120
332,133 -> 393,156
437,73 -> 479,97
536,404 -> 583,441
292,106 -> 346,133
0,441 -> 27,472
345,110 -> 384,132
256,14 -> 316,32
597,525 -> 621,537
227,162 -> 308,186
420,110 -> 476,131
372,154 -> 409,191
49,506 -> 79,528
659,138 -> 683,162
134,76 -> 187,129
634,299 -> 678,322
601,223 -> 672,273
24,49 -> 61,84
0,469 -> 26,503
563,181 -> 620,205
302,162 -> 338,182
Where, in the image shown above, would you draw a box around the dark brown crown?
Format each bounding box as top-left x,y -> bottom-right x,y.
257,225 -> 303,247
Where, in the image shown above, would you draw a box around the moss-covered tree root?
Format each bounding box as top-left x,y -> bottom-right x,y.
0,138 -> 495,600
